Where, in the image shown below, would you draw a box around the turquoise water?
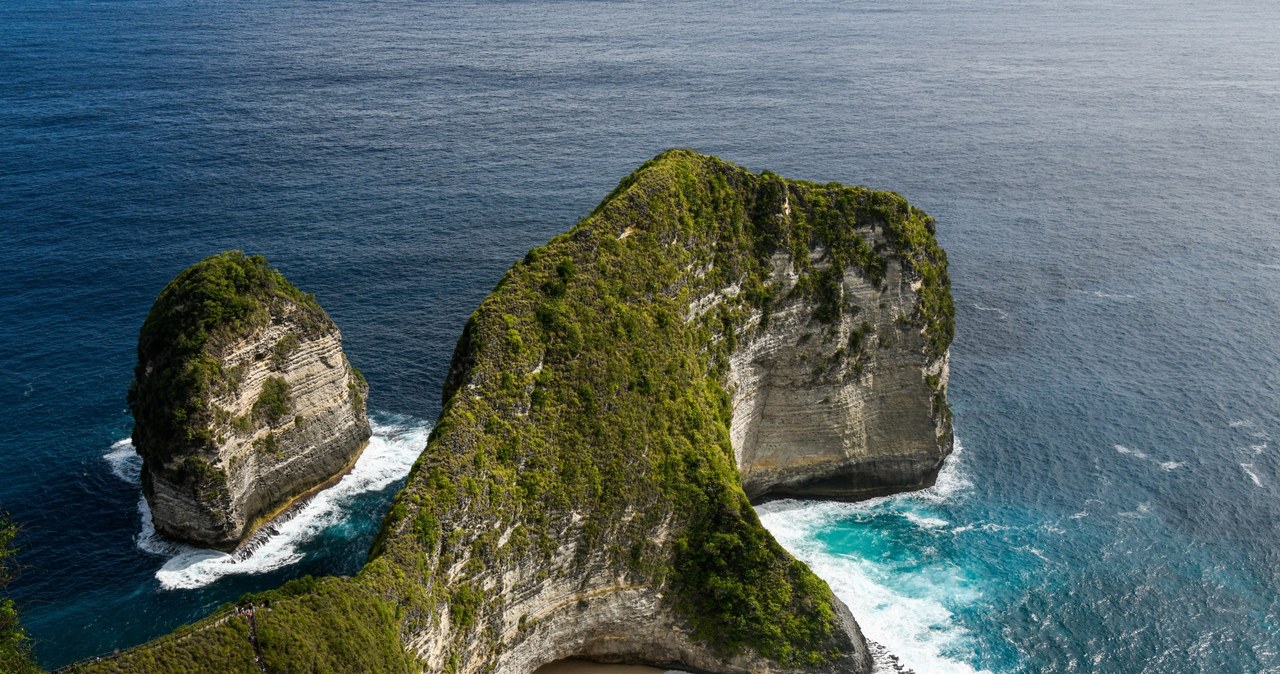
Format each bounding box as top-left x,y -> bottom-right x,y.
2,0 -> 1279,671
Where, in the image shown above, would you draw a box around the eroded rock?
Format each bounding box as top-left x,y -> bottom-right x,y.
130,251 -> 370,551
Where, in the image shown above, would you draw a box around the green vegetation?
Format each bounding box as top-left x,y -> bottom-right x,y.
130,251 -> 328,468
349,365 -> 367,389
347,381 -> 365,414
878,200 -> 954,359
253,433 -> 281,459
181,456 -> 227,504
252,377 -> 292,427
68,605 -> 259,674
371,149 -> 951,665
230,414 -> 252,434
448,583 -> 483,630
68,572 -> 415,674
250,575 -> 415,674
1,515 -> 41,674
271,334 -> 301,370
81,151 -> 952,673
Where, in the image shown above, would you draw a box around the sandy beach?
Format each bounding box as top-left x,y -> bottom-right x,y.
533,659 -> 673,674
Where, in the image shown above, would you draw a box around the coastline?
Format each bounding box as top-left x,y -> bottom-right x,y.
232,437 -> 371,552
533,660 -> 670,674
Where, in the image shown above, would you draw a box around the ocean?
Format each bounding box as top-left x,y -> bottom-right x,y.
2,0 -> 1278,671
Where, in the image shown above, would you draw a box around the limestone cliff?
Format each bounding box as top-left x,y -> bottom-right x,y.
129,251 -> 371,551
723,217 -> 952,502
76,151 -> 953,674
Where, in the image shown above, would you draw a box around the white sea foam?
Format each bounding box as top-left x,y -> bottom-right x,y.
756,439 -> 990,674
1249,443 -> 1267,455
761,512 -> 990,674
972,304 -> 1009,320
1114,444 -> 1149,459
1115,444 -> 1183,471
1240,463 -> 1263,487
902,512 -> 949,529
1092,290 -> 1135,300
104,416 -> 430,590
1017,546 -> 1050,563
1119,502 -> 1153,519
947,522 -> 1008,535
912,439 -> 975,504
104,438 -> 141,483
756,440 -> 976,531
1229,419 -> 1253,428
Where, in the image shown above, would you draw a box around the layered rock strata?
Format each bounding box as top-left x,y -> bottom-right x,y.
725,242 -> 952,502
129,251 -> 371,551
78,151 -> 953,674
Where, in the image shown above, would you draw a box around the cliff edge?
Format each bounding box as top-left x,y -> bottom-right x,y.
129,251 -> 371,551
724,176 -> 952,502
76,151 -> 953,674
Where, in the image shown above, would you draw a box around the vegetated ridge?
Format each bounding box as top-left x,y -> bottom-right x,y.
68,149 -> 953,674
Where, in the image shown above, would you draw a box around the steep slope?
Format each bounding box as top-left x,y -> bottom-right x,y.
2,516 -> 39,674
130,252 -> 371,550
74,150 -> 952,674
723,183 -> 953,501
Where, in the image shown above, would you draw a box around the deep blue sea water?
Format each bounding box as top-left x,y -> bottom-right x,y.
3,0 -> 1279,671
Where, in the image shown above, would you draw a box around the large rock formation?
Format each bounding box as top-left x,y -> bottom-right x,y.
129,251 -> 371,551
725,217 -> 952,502
77,151 -> 952,674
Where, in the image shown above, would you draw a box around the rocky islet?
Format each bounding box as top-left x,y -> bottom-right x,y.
129,251 -> 372,551
78,150 -> 952,673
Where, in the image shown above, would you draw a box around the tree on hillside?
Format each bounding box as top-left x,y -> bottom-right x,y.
1,514 -> 41,674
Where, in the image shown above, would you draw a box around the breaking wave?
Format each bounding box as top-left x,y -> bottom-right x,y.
757,440 -> 994,674
1240,463 -> 1263,487
103,414 -> 430,590
1115,444 -> 1183,471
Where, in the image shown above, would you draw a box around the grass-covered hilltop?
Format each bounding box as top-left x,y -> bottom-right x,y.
71,150 -> 953,674
130,251 -> 371,550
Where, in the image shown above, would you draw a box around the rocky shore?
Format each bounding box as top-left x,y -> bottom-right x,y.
129,252 -> 371,551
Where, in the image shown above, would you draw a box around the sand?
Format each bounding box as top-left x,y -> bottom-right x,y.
533,659 -> 673,674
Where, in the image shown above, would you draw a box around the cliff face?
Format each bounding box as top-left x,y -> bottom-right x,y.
130,252 -> 371,551
725,241 -> 952,502
78,151 -> 952,674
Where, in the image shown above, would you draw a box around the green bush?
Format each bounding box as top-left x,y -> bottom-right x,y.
271,334 -> 301,370
1,516 -> 42,674
252,377 -> 292,426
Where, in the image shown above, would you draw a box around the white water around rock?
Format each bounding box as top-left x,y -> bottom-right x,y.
104,415 -> 429,590
758,441 -> 993,674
